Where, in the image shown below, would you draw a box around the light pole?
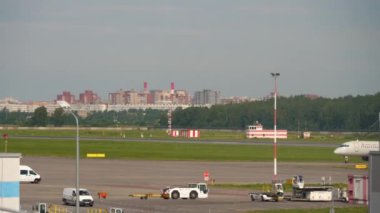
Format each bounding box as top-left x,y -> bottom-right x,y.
57,101 -> 80,213
270,72 -> 280,181
2,133 -> 8,152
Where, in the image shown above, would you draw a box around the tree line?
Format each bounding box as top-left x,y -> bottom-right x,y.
171,93 -> 380,131
0,108 -> 166,128
0,93 -> 379,131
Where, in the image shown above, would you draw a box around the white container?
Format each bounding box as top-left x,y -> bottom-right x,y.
307,191 -> 332,201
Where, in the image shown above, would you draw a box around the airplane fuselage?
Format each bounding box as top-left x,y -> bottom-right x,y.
334,140 -> 379,157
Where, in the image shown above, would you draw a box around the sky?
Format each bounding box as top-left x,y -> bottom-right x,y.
1,0 -> 379,101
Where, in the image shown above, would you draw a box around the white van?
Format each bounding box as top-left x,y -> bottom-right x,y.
20,165 -> 41,183
62,188 -> 94,207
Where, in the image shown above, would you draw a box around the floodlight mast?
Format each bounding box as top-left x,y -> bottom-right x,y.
57,100 -> 80,213
270,72 -> 280,181
56,100 -> 71,108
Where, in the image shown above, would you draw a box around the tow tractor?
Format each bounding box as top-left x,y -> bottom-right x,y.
249,182 -> 284,202
129,183 -> 208,200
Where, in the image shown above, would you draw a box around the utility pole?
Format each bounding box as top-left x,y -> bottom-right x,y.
57,101 -> 80,213
271,72 -> 280,181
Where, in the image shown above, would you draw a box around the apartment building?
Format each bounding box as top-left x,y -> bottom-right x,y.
193,89 -> 221,105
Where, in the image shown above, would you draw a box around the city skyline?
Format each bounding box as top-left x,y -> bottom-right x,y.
0,84 -> 224,104
0,79 -> 376,103
1,1 -> 379,101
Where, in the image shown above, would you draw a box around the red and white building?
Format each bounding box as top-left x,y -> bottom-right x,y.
246,122 -> 287,139
169,129 -> 200,138
182,129 -> 200,138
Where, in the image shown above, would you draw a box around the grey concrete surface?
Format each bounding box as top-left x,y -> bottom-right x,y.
20,157 -> 367,213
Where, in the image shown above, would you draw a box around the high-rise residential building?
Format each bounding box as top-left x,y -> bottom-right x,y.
108,89 -> 149,105
174,90 -> 190,104
124,90 -> 139,104
149,90 -> 170,104
193,89 -> 221,105
56,91 -> 75,104
108,89 -> 125,104
138,92 -> 148,104
108,82 -> 192,105
79,90 -> 100,104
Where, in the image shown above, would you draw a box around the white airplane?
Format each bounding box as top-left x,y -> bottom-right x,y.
334,140 -> 379,161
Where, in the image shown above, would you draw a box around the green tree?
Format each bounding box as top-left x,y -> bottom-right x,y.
171,93 -> 380,131
30,106 -> 48,127
51,108 -> 65,126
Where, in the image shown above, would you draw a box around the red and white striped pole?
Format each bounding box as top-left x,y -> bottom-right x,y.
271,72 -> 280,181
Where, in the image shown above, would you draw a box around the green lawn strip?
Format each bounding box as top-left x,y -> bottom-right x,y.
247,206 -> 367,213
5,129 -> 170,139
3,128 -> 376,142
5,138 -> 363,162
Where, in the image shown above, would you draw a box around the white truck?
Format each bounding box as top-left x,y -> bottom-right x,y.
161,183 -> 208,199
62,188 -> 94,207
20,165 -> 41,183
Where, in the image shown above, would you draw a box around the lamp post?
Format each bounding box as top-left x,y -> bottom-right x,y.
57,101 -> 79,213
2,133 -> 8,152
270,72 -> 280,181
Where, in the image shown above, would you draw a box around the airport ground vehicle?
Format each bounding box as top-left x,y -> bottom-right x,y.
249,182 -> 284,202
130,183 -> 209,200
32,203 -> 123,213
20,165 -> 41,183
287,175 -> 349,202
32,203 -> 72,213
249,176 -> 348,202
129,193 -> 166,200
62,188 -> 94,207
288,175 -> 332,201
162,183 -> 209,199
32,202 -> 47,213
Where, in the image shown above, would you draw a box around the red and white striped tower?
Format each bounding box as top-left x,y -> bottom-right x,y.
167,82 -> 175,134
170,82 -> 174,93
144,81 -> 148,93
271,72 -> 280,181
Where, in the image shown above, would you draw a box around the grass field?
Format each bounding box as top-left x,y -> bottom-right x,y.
3,128 -> 368,213
1,128 -> 367,162
3,127 -> 377,142
5,137 -> 363,162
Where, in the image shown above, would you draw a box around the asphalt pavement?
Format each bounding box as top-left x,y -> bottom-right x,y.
19,157 -> 367,213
